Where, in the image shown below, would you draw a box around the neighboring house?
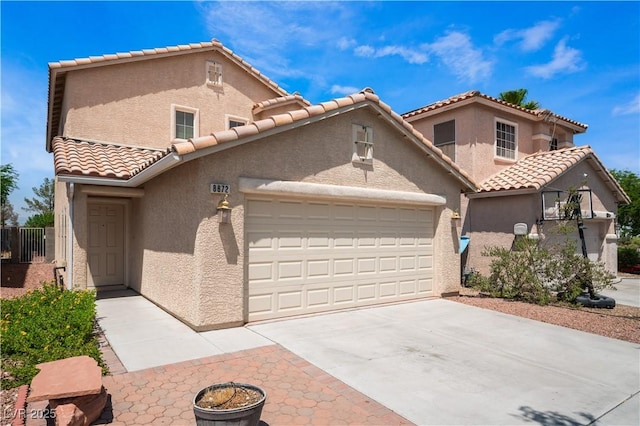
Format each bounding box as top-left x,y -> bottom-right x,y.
47,40 -> 476,330
403,90 -> 630,275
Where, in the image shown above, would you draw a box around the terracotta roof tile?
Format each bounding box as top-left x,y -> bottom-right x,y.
479,146 -> 593,192
252,94 -> 311,113
168,90 -> 477,191
52,137 -> 170,179
53,91 -> 478,192
403,90 -> 588,130
478,145 -> 630,203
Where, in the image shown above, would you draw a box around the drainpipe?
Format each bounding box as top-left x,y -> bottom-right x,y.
67,182 -> 74,290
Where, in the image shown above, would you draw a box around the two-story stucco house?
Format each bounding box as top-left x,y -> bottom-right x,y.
403,90 -> 630,276
48,41 -> 476,330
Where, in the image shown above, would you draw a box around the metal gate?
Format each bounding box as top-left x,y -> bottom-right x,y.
0,227 -> 48,263
19,228 -> 46,263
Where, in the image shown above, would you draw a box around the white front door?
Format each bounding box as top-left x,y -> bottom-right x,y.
87,202 -> 125,287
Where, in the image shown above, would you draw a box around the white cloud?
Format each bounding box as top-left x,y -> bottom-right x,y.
337,37 -> 356,50
612,93 -> 640,116
330,85 -> 360,95
425,31 -> 493,83
526,37 -> 586,78
354,45 -> 375,57
198,2 -> 351,81
494,20 -> 561,52
354,44 -> 428,64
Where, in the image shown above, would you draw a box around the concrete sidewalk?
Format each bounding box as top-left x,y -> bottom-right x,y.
95,289 -> 274,371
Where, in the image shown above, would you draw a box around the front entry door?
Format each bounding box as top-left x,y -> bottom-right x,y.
87,202 -> 125,287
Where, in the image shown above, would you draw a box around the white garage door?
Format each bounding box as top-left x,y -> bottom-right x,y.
247,197 -> 434,321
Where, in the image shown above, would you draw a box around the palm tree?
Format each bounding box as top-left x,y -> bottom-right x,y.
498,89 -> 540,110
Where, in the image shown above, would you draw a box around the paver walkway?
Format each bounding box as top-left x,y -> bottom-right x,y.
27,345 -> 412,425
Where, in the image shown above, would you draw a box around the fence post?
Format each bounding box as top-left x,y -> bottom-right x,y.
45,227 -> 55,262
10,227 -> 19,264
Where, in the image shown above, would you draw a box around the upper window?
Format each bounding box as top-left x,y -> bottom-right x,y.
171,104 -> 199,141
434,119 -> 455,161
495,119 -> 517,160
206,61 -> 222,87
550,138 -> 558,151
352,124 -> 373,163
226,115 -> 248,129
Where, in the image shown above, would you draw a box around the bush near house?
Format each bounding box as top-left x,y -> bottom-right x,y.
618,236 -> 640,273
468,237 -> 615,305
0,283 -> 104,388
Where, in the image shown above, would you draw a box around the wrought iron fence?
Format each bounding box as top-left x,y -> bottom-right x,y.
0,227 -> 48,263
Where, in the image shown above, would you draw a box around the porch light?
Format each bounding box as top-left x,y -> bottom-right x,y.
217,194 -> 232,224
451,210 -> 461,227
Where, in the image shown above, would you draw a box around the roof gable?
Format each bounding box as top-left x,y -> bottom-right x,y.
403,90 -> 588,133
46,40 -> 296,151
53,90 -> 478,192
475,146 -> 630,204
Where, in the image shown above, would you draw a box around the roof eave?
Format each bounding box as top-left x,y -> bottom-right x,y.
468,188 -> 538,199
56,150 -> 182,187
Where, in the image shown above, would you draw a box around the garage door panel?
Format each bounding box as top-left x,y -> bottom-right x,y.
278,291 -> 303,310
247,198 -> 435,321
334,286 -> 355,304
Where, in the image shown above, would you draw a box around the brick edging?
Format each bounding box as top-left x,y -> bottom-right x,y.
11,385 -> 29,426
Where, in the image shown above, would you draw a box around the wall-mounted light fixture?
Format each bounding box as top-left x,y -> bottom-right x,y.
217,194 -> 232,224
451,210 -> 461,227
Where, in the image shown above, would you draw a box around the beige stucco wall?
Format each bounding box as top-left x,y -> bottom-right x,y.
408,103 -> 577,183
107,106 -> 465,330
59,51 -> 282,149
464,160 -> 619,276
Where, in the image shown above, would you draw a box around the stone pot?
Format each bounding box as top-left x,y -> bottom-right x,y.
193,383 -> 266,426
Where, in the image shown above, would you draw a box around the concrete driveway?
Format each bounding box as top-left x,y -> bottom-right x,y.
602,277 -> 640,307
249,299 -> 640,425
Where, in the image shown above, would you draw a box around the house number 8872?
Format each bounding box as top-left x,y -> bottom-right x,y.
210,184 -> 230,194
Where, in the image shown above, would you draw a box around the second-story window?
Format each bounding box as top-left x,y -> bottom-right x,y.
495,119 -> 516,160
434,119 -> 455,161
171,104 -> 199,140
550,138 -> 558,151
226,115 -> 248,129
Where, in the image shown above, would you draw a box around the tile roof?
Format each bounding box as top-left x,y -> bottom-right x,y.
48,39 -> 289,97
47,40 -> 291,151
402,90 -> 588,131
52,137 -> 170,179
477,146 -> 630,203
52,90 -> 478,192
252,93 -> 311,114
172,90 -> 477,191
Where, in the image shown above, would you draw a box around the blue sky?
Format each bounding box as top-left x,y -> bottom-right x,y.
2,1 -> 639,223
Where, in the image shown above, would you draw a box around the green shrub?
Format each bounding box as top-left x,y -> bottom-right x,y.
475,237 -> 615,305
0,283 -> 104,388
618,246 -> 640,268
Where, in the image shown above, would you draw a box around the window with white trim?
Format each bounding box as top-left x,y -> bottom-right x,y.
171,104 -> 199,140
226,115 -> 248,129
495,119 -> 517,160
434,119 -> 456,161
206,61 -> 222,87
352,124 -> 373,163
